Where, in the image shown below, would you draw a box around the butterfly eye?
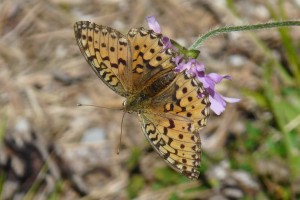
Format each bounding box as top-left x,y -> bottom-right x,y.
137,94 -> 147,103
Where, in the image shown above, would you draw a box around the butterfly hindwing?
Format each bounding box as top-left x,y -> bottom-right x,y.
139,113 -> 202,179
139,71 -> 210,179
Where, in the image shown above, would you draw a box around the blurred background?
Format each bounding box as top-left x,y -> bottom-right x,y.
0,0 -> 300,199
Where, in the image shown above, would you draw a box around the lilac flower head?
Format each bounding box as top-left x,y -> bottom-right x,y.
145,16 -> 240,115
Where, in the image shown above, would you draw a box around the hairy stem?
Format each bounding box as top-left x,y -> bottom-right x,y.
189,21 -> 300,50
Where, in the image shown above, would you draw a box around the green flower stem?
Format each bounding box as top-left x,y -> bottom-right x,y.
189,21 -> 300,50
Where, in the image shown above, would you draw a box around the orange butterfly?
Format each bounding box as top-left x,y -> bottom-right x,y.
74,21 -> 210,179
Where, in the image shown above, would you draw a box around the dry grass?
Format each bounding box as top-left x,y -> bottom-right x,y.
0,0 -> 300,199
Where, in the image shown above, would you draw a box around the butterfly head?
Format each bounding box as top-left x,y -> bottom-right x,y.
122,101 -> 132,114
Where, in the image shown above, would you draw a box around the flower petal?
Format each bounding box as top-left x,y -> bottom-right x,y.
208,92 -> 240,115
209,95 -> 226,115
187,60 -> 205,76
207,73 -> 231,84
162,36 -> 173,49
202,76 -> 215,89
146,15 -> 161,33
222,96 -> 240,103
173,56 -> 185,72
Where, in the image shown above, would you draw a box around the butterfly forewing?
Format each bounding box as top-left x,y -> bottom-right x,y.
74,21 -> 132,96
127,28 -> 176,92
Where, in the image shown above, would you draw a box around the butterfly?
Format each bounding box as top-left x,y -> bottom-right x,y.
74,21 -> 210,179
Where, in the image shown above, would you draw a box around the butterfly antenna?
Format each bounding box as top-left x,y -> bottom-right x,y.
77,103 -> 123,111
116,111 -> 126,155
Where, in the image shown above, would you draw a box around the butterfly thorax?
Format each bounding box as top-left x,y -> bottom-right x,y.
123,93 -> 149,113
124,71 -> 177,113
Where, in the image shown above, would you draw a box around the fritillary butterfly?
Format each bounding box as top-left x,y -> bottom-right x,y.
74,21 -> 210,179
